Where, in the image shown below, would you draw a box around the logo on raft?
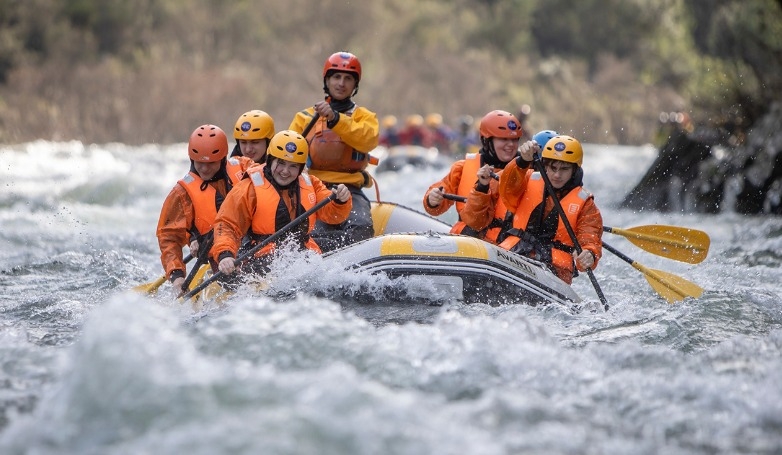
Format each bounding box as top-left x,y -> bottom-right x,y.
496,249 -> 536,277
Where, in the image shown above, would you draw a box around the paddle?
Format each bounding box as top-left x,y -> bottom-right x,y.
602,241 -> 703,303
177,232 -> 214,297
437,169 -> 498,204
603,225 -> 709,264
180,193 -> 338,301
442,193 -> 467,203
302,112 -> 320,137
133,254 -> 193,294
533,153 -> 609,310
437,198 -> 708,266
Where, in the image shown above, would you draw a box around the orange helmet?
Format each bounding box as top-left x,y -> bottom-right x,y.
323,51 -> 362,81
188,124 -> 228,162
479,110 -> 522,139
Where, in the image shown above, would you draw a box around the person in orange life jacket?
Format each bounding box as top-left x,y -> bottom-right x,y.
288,51 -> 379,253
496,134 -> 603,284
210,130 -> 352,277
422,110 -> 521,243
156,124 -> 256,294
229,110 -> 275,163
460,128 -> 558,242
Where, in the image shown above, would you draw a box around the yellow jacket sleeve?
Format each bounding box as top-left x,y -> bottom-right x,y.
331,106 -> 379,153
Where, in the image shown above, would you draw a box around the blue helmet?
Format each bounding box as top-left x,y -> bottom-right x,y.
533,130 -> 558,148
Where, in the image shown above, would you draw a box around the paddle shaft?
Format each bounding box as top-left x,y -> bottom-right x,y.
533,155 -> 609,309
301,112 -> 320,138
443,193 -> 467,203
180,193 -> 337,301
439,171 -> 498,204
601,241 -> 637,267
179,234 -> 214,296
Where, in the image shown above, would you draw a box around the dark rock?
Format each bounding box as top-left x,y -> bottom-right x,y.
622,102 -> 782,215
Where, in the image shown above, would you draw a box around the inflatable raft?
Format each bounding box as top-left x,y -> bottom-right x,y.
180,201 -> 580,307
320,202 -> 581,306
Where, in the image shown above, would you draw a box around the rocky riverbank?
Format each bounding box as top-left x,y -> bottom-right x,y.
622,102 -> 782,215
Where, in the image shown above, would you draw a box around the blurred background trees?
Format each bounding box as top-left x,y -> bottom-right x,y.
0,0 -> 779,145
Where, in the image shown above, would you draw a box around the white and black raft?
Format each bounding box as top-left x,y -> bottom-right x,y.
321,202 -> 581,306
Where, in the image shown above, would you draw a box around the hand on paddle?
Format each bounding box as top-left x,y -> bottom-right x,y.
573,249 -> 596,270
171,276 -> 186,294
427,187 -> 444,207
218,256 -> 236,275
313,100 -> 337,123
189,238 -> 200,256
518,140 -> 538,162
476,165 -> 494,186
332,184 -> 350,203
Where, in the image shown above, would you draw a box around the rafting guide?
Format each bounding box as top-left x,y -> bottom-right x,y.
288,51 -> 379,253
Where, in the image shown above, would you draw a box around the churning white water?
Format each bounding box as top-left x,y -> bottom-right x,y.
1,140 -> 781,454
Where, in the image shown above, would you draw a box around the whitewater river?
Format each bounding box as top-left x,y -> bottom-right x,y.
1,140 -> 780,454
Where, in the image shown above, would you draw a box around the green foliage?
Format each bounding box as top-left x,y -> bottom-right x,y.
0,0 -> 780,145
683,0 -> 782,124
462,0 -> 535,57
531,0 -> 659,70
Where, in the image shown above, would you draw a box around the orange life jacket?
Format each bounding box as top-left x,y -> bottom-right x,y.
247,167 -> 321,256
177,157 -> 246,235
306,107 -> 369,173
498,174 -> 591,275
450,153 -> 510,243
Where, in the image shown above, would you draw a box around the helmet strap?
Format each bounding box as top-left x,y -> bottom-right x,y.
480,137 -> 501,167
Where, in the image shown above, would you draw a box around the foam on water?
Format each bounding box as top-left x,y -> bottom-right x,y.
1,141 -> 781,454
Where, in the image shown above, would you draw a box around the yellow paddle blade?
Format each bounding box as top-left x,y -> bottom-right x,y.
632,262 -> 704,303
187,264 -> 211,292
132,275 -> 167,295
605,225 -> 710,264
179,265 -> 232,307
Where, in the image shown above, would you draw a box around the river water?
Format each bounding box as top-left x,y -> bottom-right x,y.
1,140 -> 780,454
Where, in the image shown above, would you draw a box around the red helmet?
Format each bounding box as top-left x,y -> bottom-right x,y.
479,110 -> 522,139
323,51 -> 362,82
188,124 -> 228,162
